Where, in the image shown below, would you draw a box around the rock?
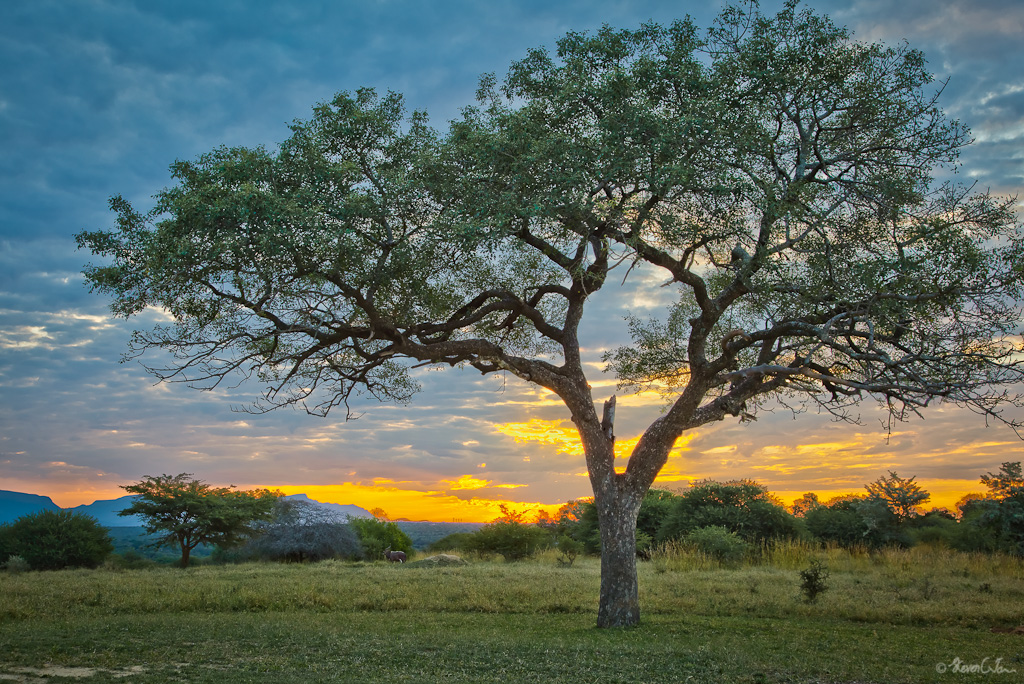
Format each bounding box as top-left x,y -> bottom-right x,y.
406,554 -> 468,568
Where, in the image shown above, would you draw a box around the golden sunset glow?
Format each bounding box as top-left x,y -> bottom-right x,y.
271,481 -> 563,523
494,419 -> 697,470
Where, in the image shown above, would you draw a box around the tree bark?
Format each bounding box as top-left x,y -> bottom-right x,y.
595,485 -> 643,628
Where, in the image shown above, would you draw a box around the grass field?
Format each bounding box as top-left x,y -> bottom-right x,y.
1,545 -> 1023,683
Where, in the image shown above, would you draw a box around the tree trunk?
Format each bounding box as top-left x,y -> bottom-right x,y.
180,542 -> 191,568
595,485 -> 643,628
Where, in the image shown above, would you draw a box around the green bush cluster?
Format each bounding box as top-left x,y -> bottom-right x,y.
565,482 -> 802,558
429,509 -> 550,562
349,517 -> 414,561
0,510 -> 113,571
682,526 -> 749,565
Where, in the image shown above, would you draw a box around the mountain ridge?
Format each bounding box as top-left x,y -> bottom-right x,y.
0,490 -> 376,526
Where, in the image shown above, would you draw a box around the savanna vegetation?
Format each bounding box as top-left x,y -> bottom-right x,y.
2,464 -> 1023,680
1,543 -> 1022,683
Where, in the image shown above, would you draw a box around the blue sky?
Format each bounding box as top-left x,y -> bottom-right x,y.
1,0 -> 1022,518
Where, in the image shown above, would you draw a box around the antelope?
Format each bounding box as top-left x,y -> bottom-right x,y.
383,547 -> 406,563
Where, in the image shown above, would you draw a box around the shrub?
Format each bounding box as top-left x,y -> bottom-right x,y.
2,510 -> 113,570
3,555 -> 30,574
798,559 -> 830,602
105,550 -> 157,570
556,534 -> 583,567
659,480 -> 801,544
427,532 -> 476,553
683,526 -> 749,565
636,489 -> 679,541
805,497 -> 909,549
349,517 -> 413,561
468,520 -> 549,561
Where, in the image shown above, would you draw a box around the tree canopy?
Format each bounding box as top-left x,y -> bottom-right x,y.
120,473 -> 279,567
864,471 -> 931,522
79,1 -> 1023,626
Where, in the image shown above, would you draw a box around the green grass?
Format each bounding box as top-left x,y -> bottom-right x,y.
1,546 -> 1023,683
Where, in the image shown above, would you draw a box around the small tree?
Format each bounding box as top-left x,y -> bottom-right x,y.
790,493 -> 821,517
120,473 -> 279,567
980,462 -> 1024,500
0,510 -> 113,571
975,462 -> 1024,555
864,471 -> 930,523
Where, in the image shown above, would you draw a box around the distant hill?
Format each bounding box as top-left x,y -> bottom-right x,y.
0,490 -> 375,526
0,490 -> 61,524
0,490 -> 480,550
281,493 -> 374,520
69,495 -> 146,526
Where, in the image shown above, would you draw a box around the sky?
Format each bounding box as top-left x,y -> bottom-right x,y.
1,0 -> 1022,521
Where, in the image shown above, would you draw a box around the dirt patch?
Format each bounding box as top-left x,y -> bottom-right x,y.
0,665 -> 146,681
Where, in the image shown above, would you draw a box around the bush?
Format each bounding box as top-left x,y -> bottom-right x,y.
798,559 -> 830,602
468,520 -> 549,561
659,480 -> 800,544
427,532 -> 476,553
805,497 -> 909,549
3,555 -> 30,574
683,526 -> 749,565
1,510 -> 113,570
556,535 -> 583,567
349,517 -> 413,561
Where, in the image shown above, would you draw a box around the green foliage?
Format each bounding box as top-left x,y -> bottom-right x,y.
636,489 -> 679,541
555,535 -> 583,567
0,510 -> 113,571
349,516 -> 413,561
798,560 -> 830,603
864,471 -> 931,522
659,481 -> 800,544
120,473 -> 279,567
804,497 -> 908,550
682,525 -> 749,565
980,461 -> 1024,500
790,493 -> 821,517
105,550 -> 158,570
426,532 -> 477,553
468,520 -> 550,561
971,462 -> 1024,555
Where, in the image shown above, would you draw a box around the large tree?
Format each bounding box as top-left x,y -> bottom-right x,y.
78,2 -> 1023,626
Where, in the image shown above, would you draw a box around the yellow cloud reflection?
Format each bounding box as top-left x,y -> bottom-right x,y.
494,418 -> 697,475
444,474 -> 526,491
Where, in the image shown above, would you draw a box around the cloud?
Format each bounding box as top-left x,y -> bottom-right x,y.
1,0 -> 1021,516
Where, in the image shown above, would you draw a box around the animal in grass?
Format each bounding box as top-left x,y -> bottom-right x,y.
383,547 -> 407,563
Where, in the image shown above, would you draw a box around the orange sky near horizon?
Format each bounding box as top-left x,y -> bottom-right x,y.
21,416 -> 989,521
